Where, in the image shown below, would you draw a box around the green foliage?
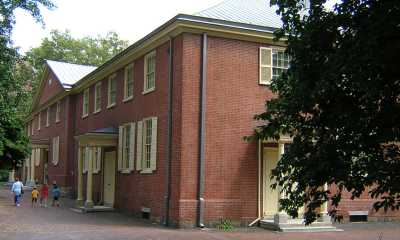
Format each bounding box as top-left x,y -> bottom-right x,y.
0,0 -> 54,169
21,29 -> 129,113
253,0 -> 400,224
216,218 -> 234,231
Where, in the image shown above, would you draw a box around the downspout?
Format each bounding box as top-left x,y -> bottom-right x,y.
248,139 -> 262,227
164,37 -> 174,226
197,33 -> 207,228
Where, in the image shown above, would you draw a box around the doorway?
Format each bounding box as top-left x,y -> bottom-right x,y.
103,151 -> 116,207
263,147 -> 279,217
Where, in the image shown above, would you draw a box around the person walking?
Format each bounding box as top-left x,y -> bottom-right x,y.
11,177 -> 24,207
51,183 -> 61,207
40,183 -> 49,207
31,187 -> 39,208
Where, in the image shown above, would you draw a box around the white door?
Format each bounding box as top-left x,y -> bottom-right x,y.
103,151 -> 116,206
263,148 -> 279,217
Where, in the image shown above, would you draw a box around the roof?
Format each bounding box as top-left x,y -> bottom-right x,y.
194,0 -> 282,29
46,60 -> 97,89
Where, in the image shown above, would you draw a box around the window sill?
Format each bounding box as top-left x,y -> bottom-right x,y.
123,96 -> 133,103
93,109 -> 101,115
120,169 -> 132,174
142,88 -> 155,95
107,103 -> 116,109
140,169 -> 154,174
82,114 -> 89,119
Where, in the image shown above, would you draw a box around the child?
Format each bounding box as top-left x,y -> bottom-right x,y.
31,187 -> 39,208
52,183 -> 61,207
40,183 -> 49,207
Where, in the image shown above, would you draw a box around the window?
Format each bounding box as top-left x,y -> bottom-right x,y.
56,101 -> 60,123
259,47 -> 290,85
107,74 -> 117,108
52,136 -> 59,166
124,64 -> 134,101
82,88 -> 89,117
46,107 -> 50,127
118,123 -> 135,173
93,147 -> 102,173
94,82 -> 102,113
143,51 -> 156,93
272,49 -> 290,80
136,117 -> 157,173
37,113 -> 41,130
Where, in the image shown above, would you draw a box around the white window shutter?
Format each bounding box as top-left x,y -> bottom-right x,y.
150,117 -> 157,171
53,137 -> 59,166
118,126 -> 123,171
259,47 -> 272,85
136,121 -> 143,171
129,122 -> 135,171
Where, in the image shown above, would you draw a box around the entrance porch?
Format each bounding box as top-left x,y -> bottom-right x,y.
75,127 -> 118,212
260,137 -> 339,232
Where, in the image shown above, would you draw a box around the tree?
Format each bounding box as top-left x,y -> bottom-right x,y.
0,0 -> 55,169
20,30 -> 129,113
253,0 -> 400,224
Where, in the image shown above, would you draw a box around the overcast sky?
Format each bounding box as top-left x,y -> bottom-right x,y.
12,0 -> 223,53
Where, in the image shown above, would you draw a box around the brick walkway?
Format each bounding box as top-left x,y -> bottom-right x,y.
0,186 -> 399,240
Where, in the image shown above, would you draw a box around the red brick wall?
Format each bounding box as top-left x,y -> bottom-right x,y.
38,71 -> 65,106
73,40 -> 173,222
175,34 -> 276,226
29,95 -> 72,188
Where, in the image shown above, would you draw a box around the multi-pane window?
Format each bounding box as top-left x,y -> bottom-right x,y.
124,64 -> 134,100
259,47 -> 290,85
272,49 -> 290,80
46,107 -> 50,127
94,82 -> 102,113
108,74 -> 117,107
118,123 -> 135,172
136,117 -> 157,173
82,88 -> 89,117
93,147 -> 102,173
37,113 -> 41,130
56,101 -> 60,123
144,51 -> 156,93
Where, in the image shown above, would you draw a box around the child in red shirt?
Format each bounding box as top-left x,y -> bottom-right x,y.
40,184 -> 49,207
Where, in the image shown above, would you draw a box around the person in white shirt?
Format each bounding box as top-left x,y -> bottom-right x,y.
11,177 -> 24,206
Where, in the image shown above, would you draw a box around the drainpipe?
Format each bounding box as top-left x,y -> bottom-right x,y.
164,37 -> 174,226
248,139 -> 262,227
197,33 -> 207,228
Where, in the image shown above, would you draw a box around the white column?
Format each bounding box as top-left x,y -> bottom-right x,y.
26,157 -> 30,184
85,147 -> 94,208
76,147 -> 84,205
278,142 -> 286,212
30,150 -> 35,185
320,183 -> 331,222
8,169 -> 15,182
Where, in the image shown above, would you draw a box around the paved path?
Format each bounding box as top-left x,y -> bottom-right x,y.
0,186 -> 399,240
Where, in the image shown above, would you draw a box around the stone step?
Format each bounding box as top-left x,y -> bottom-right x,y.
260,219 -> 342,232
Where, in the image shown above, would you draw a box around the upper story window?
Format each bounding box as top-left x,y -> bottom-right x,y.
46,107 -> 50,127
136,117 -> 157,173
94,82 -> 102,113
118,122 -> 135,173
259,47 -> 289,85
123,64 -> 134,101
143,51 -> 156,93
55,101 -> 60,123
107,74 -> 117,108
37,113 -> 41,131
82,88 -> 89,118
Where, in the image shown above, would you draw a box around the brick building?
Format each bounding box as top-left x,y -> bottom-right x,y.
24,0 -> 399,230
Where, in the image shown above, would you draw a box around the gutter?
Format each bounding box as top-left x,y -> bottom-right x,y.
248,140 -> 263,227
197,33 -> 207,228
164,37 -> 174,226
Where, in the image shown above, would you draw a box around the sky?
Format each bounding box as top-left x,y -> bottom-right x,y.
12,0 -> 223,53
